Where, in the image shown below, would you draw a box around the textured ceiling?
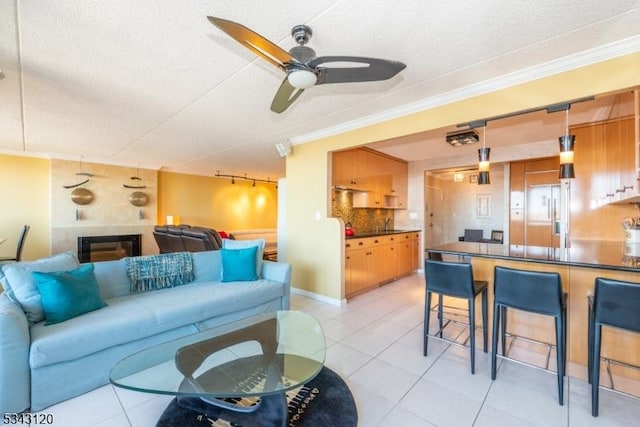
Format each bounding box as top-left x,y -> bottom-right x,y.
1,1 -> 639,179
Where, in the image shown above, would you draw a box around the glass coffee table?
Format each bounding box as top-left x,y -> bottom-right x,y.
110,311 -> 325,426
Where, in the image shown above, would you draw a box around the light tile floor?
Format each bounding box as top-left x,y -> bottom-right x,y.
33,273 -> 640,426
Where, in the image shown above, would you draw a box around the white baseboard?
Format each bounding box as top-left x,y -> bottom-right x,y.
291,286 -> 346,306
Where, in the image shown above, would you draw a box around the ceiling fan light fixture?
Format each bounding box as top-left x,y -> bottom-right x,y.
287,69 -> 317,89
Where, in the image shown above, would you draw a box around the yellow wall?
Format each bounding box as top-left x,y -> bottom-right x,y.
157,171 -> 278,231
0,154 -> 50,260
286,52 -> 640,301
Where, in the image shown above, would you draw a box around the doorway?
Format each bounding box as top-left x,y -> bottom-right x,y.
424,184 -> 444,248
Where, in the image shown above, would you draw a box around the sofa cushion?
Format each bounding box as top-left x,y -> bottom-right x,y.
222,238 -> 265,277
191,250 -> 222,283
29,279 -> 285,368
1,252 -> 79,324
221,247 -> 258,282
32,264 -> 107,325
92,259 -> 131,300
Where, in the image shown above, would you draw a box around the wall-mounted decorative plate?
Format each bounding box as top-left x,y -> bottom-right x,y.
71,188 -> 94,205
129,191 -> 149,207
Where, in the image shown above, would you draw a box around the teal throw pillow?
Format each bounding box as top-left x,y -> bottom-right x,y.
221,238 -> 265,278
32,263 -> 107,325
221,247 -> 258,282
2,251 -> 80,323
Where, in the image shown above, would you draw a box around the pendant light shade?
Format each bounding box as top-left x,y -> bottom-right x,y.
558,108 -> 575,179
559,135 -> 575,179
478,147 -> 491,185
477,125 -> 490,185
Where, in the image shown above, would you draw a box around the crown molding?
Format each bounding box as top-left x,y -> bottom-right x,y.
290,35 -> 640,145
0,148 -> 162,170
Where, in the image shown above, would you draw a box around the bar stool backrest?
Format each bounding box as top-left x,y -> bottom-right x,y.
494,266 -> 563,316
426,259 -> 475,299
593,278 -> 640,333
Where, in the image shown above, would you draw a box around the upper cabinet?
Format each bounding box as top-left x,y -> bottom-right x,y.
332,149 -> 368,191
572,117 -> 636,205
332,148 -> 408,209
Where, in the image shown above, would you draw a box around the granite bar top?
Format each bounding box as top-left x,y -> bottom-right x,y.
426,240 -> 640,272
346,229 -> 421,239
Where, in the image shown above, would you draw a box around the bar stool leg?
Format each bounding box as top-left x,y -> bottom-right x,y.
562,306 -> 567,376
491,302 -> 501,380
438,294 -> 444,338
592,324 -> 602,416
468,298 -> 476,374
554,316 -> 564,405
482,289 -> 488,353
500,306 -> 508,355
587,301 -> 593,384
424,291 -> 432,356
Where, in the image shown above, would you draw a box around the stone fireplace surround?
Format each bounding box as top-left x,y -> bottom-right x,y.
51,160 -> 158,258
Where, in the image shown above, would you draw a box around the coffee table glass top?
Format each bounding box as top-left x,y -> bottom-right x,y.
110,311 -> 325,399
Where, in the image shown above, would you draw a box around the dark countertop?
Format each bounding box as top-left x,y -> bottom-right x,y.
427,240 -> 640,272
346,229 -> 421,239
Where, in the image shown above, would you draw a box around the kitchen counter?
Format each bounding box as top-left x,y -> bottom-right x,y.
427,240 -> 640,272
346,229 -> 421,239
427,240 -> 640,391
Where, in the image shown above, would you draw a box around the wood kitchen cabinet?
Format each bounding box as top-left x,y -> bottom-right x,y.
572,117 -> 635,204
332,147 -> 408,209
345,232 -> 421,298
607,118 -> 636,203
332,149 -> 368,190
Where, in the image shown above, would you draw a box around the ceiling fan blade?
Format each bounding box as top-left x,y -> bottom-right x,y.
309,56 -> 406,85
271,78 -> 305,113
207,16 -> 294,71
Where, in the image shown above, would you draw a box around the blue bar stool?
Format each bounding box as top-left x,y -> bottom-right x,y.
588,278 -> 640,417
491,266 -> 567,405
424,259 -> 488,374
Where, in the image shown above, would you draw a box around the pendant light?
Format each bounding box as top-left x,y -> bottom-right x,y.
478,125 -> 490,185
559,107 -> 575,179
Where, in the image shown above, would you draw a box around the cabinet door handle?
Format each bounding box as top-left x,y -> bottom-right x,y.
358,242 -> 364,246
374,239 -> 379,243
346,244 -> 351,248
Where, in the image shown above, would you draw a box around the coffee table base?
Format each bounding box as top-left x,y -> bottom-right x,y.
177,393 -> 287,427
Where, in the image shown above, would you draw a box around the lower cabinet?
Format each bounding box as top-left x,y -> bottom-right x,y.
345,232 -> 421,298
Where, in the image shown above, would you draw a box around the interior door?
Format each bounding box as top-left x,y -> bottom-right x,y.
424,184 -> 444,248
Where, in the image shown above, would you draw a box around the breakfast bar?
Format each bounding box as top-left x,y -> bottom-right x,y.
427,241 -> 640,397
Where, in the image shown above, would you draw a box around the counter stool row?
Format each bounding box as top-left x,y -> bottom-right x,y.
424,257 -> 640,417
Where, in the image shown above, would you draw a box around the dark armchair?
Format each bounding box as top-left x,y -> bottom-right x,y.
153,225 -> 222,253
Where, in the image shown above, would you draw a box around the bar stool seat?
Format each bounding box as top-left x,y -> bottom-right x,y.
588,277 -> 640,417
424,259 -> 488,374
491,266 -> 567,405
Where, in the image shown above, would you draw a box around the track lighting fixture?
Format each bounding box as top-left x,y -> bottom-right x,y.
215,171 -> 278,187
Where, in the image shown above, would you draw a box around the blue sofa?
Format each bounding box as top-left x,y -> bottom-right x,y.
0,249 -> 291,412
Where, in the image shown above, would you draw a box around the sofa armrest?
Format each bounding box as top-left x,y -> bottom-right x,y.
0,293 -> 31,413
261,261 -> 291,310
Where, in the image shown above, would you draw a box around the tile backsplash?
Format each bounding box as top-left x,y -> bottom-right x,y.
332,190 -> 394,233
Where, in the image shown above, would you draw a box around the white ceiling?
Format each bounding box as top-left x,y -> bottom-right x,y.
1,1 -> 639,179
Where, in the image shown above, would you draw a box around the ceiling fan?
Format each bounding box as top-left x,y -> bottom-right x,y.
207,16 -> 407,113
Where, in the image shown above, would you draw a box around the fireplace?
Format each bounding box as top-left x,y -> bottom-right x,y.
78,234 -> 142,263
